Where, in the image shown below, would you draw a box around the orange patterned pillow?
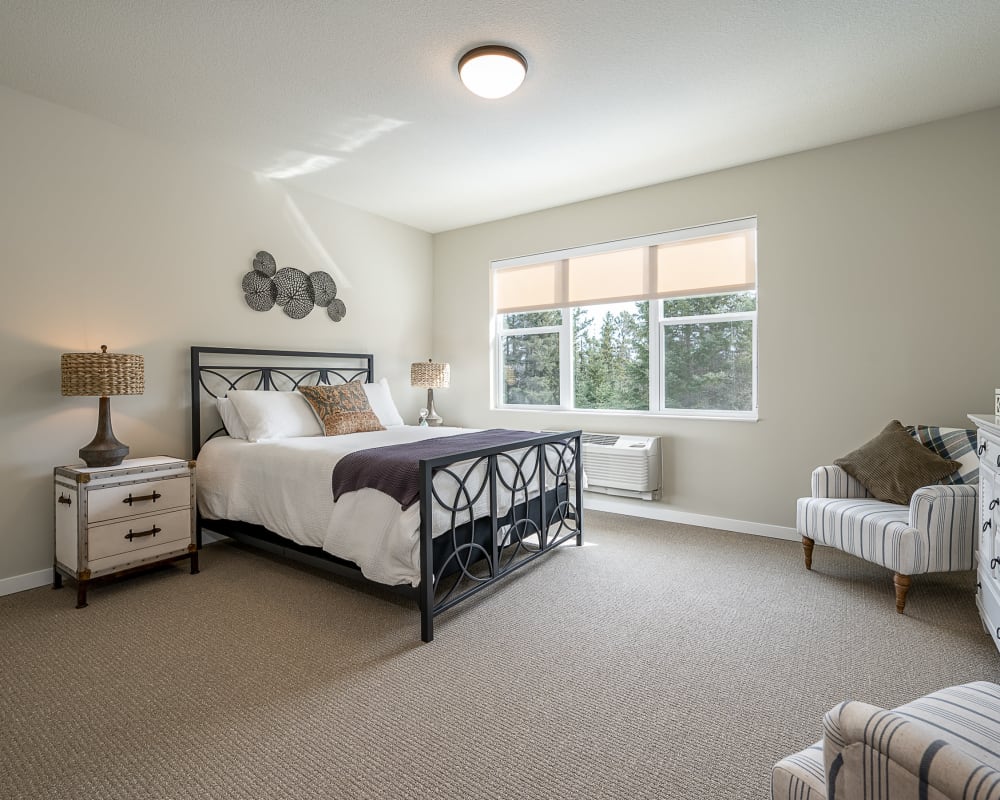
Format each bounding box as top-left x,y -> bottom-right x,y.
298,382 -> 385,436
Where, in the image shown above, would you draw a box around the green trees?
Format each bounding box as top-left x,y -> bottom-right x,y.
501,310 -> 561,405
573,303 -> 649,410
500,291 -> 754,411
661,292 -> 755,412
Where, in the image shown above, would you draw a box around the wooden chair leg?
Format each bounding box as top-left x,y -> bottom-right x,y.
802,536 -> 814,570
893,573 -> 911,614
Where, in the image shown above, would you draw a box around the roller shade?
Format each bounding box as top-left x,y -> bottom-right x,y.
494,223 -> 756,314
656,229 -> 756,298
493,261 -> 562,313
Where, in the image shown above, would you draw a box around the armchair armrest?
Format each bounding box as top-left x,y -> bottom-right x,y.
823,700 -> 998,800
810,466 -> 872,499
907,484 -> 978,572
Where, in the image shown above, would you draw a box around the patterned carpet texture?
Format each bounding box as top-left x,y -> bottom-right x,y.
1,511 -> 998,799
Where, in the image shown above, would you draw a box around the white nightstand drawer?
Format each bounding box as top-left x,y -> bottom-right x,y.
88,476 -> 191,524
88,538 -> 193,577
88,508 -> 192,562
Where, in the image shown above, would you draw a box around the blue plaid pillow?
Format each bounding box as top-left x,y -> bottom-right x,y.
906,425 -> 978,485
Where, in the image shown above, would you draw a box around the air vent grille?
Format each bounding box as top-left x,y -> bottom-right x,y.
580,433 -> 620,446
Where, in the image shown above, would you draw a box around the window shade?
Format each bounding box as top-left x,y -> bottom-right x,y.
655,230 -> 756,298
493,261 -> 562,313
567,249 -> 647,306
494,223 -> 756,314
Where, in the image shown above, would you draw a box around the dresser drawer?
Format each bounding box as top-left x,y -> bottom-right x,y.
88,507 -> 192,562
978,576 -> 1000,654
978,430 -> 1000,474
88,476 -> 191,524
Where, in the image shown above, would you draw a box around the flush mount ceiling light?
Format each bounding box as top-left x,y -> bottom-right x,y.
458,45 -> 527,99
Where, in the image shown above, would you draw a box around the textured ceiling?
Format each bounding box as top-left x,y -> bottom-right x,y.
1,0 -> 999,232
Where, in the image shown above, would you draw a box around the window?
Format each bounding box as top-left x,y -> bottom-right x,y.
493,218 -> 757,418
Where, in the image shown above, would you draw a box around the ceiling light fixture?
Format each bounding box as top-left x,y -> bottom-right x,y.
458,45 -> 527,99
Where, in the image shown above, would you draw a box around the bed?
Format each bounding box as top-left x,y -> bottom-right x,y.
190,346 -> 584,642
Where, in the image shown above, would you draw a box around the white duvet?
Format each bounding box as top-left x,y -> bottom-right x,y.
197,426 -> 562,588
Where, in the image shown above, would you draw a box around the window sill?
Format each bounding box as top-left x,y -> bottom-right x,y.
491,406 -> 759,422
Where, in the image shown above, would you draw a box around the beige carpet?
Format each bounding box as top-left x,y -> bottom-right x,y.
2,511 -> 998,799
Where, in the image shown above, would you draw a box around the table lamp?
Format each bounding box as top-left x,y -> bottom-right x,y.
410,358 -> 450,426
61,344 -> 144,467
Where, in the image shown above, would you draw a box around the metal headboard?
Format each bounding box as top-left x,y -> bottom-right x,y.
190,346 -> 374,457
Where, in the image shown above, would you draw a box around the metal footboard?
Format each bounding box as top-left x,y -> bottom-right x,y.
417,430 -> 584,642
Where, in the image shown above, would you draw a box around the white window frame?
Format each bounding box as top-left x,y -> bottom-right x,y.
496,317 -> 567,409
491,218 -> 758,420
655,307 -> 757,419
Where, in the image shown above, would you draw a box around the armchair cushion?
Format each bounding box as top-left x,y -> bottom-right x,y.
834,420 -> 960,504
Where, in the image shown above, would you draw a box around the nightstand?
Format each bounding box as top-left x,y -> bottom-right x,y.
53,456 -> 198,607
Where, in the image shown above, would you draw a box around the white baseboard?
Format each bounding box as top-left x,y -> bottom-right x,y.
583,494 -> 798,541
1,532 -> 232,598
0,568 -> 53,597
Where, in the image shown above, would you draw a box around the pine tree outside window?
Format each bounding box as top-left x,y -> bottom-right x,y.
492,218 -> 757,419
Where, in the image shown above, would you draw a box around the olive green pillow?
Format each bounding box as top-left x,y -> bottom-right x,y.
834,420 -> 961,504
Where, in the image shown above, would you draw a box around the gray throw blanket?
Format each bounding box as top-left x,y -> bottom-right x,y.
331,429 -> 540,510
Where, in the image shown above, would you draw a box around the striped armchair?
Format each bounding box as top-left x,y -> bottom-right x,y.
772,681 -> 1000,800
796,426 -> 979,612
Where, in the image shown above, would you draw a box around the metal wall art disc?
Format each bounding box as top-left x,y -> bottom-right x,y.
242,269 -> 278,311
242,251 -> 346,323
273,267 -> 314,319
328,298 -> 347,321
309,272 -> 337,307
252,250 -> 277,277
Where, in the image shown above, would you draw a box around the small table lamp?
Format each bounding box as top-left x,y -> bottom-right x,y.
61,345 -> 144,467
410,358 -> 450,426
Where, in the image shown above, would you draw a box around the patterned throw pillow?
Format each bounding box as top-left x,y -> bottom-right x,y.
298,382 -> 385,436
834,420 -> 961,504
906,425 -> 979,485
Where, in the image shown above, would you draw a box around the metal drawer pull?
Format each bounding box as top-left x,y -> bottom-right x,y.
58,494 -> 72,506
992,557 -> 1000,569
124,525 -> 160,541
979,443 -> 988,455
122,490 -> 161,506
996,454 -> 1000,468
991,498 -> 1000,510
984,519 -> 993,532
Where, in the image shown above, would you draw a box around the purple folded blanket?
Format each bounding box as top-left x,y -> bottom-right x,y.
331,429 -> 540,510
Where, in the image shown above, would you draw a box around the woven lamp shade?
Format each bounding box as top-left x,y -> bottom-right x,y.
410,360 -> 450,389
61,346 -> 144,397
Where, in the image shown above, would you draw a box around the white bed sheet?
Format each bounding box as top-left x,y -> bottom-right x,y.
197,426 -> 558,588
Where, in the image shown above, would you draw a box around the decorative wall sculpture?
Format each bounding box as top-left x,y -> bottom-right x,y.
241,251 -> 347,322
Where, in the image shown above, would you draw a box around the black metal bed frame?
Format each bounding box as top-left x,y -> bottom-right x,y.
190,346 -> 584,642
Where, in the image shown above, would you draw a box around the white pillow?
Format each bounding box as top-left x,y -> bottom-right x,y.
216,397 -> 248,440
363,378 -> 405,427
226,390 -> 323,442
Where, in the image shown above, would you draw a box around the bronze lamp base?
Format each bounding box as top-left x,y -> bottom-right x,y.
79,396 -> 129,467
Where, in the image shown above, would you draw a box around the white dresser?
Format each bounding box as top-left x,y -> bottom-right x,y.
54,456 -> 198,608
969,414 -> 1000,654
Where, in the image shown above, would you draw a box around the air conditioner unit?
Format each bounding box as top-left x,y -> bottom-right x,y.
544,431 -> 662,501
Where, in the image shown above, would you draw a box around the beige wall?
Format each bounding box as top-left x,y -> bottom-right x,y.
0,86 -> 432,581
432,107 -> 1000,529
